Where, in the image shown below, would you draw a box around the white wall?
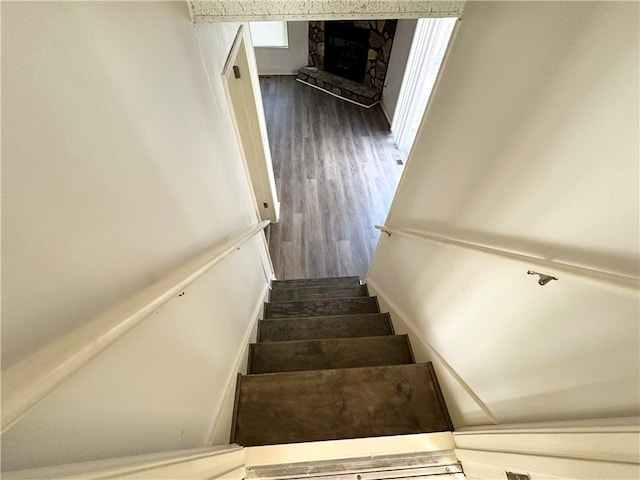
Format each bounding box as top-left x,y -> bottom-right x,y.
2,250 -> 267,471
2,1 -> 270,471
253,21 -> 309,75
3,446 -> 246,479
368,1 -> 639,428
381,19 -> 418,123
367,281 -> 496,428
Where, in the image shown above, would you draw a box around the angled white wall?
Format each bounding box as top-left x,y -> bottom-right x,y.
368,1 -> 639,427
2,1 -> 269,471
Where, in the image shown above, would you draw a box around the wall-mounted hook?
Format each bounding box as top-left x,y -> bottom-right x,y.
374,225 -> 392,237
527,270 -> 558,286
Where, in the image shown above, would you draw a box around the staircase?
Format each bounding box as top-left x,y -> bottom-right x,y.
231,276 -> 453,446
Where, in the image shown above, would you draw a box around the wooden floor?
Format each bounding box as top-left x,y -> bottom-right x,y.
260,76 -> 403,280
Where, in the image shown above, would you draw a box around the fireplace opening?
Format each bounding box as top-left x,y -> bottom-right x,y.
324,22 -> 370,84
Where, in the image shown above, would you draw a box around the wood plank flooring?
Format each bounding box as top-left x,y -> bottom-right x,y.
259,76 -> 403,280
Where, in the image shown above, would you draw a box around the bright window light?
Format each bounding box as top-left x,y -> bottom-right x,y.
249,21 -> 288,48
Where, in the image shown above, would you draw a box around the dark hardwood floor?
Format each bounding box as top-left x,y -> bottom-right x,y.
260,76 -> 403,280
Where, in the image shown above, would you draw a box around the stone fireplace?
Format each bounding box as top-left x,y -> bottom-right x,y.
324,22 -> 370,83
297,20 -> 398,107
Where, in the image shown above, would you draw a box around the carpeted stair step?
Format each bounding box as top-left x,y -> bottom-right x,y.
265,296 -> 379,319
270,284 -> 368,302
232,362 -> 453,446
248,335 -> 414,374
271,276 -> 360,290
258,313 -> 394,342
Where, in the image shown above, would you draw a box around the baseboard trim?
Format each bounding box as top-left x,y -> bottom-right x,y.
206,283 -> 270,446
457,448 -> 640,480
455,416 -> 640,434
296,78 -> 379,109
258,72 -> 299,76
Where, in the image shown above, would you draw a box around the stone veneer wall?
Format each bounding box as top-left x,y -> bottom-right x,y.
308,20 -> 398,92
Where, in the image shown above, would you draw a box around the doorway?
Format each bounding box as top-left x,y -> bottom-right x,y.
222,25 -> 280,223
391,17 -> 458,159
258,75 -> 401,280
251,17 -> 459,280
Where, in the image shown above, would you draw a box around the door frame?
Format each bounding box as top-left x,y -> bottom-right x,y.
391,17 -> 458,158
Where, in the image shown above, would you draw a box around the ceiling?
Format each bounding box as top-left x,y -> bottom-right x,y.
189,0 -> 465,22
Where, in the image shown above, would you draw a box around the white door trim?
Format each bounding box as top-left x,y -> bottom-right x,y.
222,25 -> 280,224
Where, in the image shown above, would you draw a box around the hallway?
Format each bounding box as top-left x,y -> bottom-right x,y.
260,76 -> 403,280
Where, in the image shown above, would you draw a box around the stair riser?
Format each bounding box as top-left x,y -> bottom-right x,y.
265,297 -> 379,319
258,314 -> 394,342
270,285 -> 368,302
249,335 -> 413,374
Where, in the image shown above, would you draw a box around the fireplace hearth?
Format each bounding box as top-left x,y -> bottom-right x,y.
299,20 -> 398,107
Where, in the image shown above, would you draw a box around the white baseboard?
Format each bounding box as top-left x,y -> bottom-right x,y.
455,416 -> 640,434
454,416 -> 640,474
206,283 -> 270,446
296,78 -> 378,109
458,447 -> 640,480
257,71 -> 299,76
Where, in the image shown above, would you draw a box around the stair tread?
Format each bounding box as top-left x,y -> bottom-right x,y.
258,313 -> 394,342
270,284 -> 368,302
265,296 -> 379,319
233,363 -> 451,446
271,276 -> 361,289
249,335 -> 413,374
